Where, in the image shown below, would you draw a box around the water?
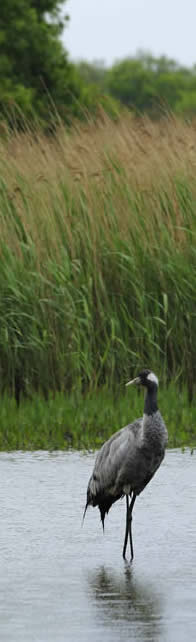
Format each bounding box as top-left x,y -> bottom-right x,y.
0,449 -> 195,642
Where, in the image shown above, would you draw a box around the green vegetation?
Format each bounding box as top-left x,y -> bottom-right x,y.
2,1 -> 196,126
0,0 -> 86,127
0,112 -> 196,449
0,0 -> 196,449
77,53 -> 196,118
0,386 -> 195,451
1,6 -> 196,451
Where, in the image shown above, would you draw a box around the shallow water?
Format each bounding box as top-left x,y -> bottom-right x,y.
0,449 -> 195,642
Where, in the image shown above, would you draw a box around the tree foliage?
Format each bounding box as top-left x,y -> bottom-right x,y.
0,0 -> 83,125
76,52 -> 196,117
1,1 -> 196,129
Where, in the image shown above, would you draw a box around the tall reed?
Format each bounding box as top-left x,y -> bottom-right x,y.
0,112 -> 195,401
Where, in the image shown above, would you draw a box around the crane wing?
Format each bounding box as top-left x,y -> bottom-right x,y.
88,418 -> 143,500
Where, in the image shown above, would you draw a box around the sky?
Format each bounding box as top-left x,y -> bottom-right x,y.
63,0 -> 196,67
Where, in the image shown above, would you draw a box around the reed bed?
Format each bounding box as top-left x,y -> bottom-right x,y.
0,111 -> 196,419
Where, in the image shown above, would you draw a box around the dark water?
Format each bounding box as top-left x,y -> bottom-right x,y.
0,449 -> 195,642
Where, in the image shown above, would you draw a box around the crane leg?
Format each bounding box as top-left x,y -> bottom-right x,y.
128,492 -> 136,561
123,495 -> 129,560
122,492 -> 136,562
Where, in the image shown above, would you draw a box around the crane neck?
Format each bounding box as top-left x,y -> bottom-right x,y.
144,385 -> 158,416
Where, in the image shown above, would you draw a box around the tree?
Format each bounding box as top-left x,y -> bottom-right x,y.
105,53 -> 196,116
106,58 -> 155,112
76,60 -> 107,91
0,0 -> 82,125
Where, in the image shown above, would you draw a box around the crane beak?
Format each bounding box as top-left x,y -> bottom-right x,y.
126,376 -> 141,387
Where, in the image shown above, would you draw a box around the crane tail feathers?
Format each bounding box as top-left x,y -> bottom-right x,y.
82,501 -> 88,526
82,498 -> 106,532
83,488 -> 115,531
100,506 -> 106,531
100,515 -> 105,531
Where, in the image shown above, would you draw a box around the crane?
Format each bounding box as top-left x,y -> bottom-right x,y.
83,369 -> 168,561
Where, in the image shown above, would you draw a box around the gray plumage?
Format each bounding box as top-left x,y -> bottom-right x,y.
83,369 -> 168,561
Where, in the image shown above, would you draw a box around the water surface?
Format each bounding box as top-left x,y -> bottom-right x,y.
0,449 -> 195,641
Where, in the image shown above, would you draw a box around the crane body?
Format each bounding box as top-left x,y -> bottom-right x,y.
83,369 -> 168,561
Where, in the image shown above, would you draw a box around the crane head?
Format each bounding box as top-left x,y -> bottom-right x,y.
126,369 -> 159,388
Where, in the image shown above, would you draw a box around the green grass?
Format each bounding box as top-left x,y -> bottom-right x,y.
0,385 -> 195,451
